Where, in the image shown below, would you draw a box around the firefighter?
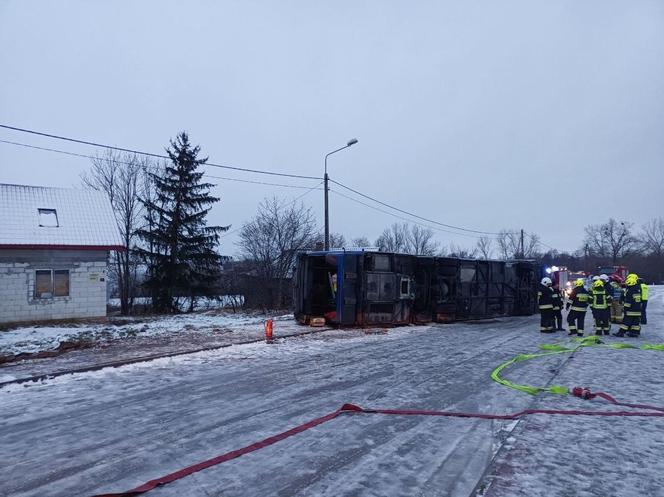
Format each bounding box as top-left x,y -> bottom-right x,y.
566,278 -> 591,336
552,284 -> 564,331
538,277 -> 555,333
615,273 -> 642,337
609,275 -> 624,323
590,279 -> 610,335
599,274 -> 613,333
589,276 -> 600,325
639,278 -> 649,325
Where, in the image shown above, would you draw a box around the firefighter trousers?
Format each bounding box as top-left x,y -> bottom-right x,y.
620,314 -> 641,334
540,309 -> 554,332
593,308 -> 610,334
567,309 -> 586,333
641,301 -> 648,325
553,308 -> 563,330
610,301 -> 623,323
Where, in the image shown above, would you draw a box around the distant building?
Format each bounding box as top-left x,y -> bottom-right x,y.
0,184 -> 123,325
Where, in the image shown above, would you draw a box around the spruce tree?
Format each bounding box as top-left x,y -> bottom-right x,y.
138,132 -> 228,312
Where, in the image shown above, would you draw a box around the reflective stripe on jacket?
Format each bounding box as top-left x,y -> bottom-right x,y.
623,285 -> 642,316
538,284 -> 554,310
591,289 -> 608,309
551,289 -> 563,310
570,287 -> 591,312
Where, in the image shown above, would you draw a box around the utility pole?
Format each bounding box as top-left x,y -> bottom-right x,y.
323,139 -> 358,250
324,170 -> 329,249
519,229 -> 525,258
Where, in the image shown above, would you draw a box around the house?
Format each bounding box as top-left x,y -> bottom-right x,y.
0,183 -> 123,325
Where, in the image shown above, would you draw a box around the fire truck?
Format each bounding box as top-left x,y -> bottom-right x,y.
596,265 -> 629,284
548,267 -> 590,297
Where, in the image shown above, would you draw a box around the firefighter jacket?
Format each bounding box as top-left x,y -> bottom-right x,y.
622,285 -> 642,316
591,288 -> 609,310
551,288 -> 563,310
537,284 -> 554,310
568,286 -> 591,311
641,283 -> 649,301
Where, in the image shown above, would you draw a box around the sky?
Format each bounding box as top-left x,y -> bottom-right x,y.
1,0 -> 663,257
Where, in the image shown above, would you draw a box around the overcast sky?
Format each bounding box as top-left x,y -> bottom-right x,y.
1,0 -> 663,256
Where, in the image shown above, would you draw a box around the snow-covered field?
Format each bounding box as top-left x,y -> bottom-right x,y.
0,310 -> 289,358
1,288 -> 662,497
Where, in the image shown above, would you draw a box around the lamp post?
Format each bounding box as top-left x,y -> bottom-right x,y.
324,138 -> 358,250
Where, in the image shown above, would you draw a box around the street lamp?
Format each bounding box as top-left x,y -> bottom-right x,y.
324,138 -> 358,250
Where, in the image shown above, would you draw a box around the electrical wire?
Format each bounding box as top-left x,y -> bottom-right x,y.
0,124 -> 322,180
0,138 -> 321,190
1,128 -> 551,248
330,188 -> 488,239
219,180 -> 324,239
329,178 -> 501,236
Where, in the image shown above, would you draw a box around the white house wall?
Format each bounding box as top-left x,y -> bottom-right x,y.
0,250 -> 108,324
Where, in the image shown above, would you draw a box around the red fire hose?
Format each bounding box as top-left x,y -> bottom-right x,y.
91,392 -> 664,497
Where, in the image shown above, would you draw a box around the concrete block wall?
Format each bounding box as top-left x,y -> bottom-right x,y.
0,253 -> 108,324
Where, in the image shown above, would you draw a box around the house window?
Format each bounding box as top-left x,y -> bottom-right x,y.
34,270 -> 70,298
53,270 -> 70,296
38,208 -> 59,227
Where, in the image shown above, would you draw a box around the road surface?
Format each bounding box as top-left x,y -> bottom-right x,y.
2,288 -> 663,497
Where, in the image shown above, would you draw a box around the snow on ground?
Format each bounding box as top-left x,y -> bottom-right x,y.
480,286 -> 664,497
0,310 -> 290,357
1,288 -> 662,497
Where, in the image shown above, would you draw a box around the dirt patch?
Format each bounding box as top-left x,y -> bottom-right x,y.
0,339 -> 98,365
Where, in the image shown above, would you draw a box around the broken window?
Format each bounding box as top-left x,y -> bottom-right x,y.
38,208 -> 59,227
34,269 -> 70,298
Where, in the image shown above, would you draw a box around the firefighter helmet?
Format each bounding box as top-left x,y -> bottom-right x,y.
592,275 -> 600,281
592,279 -> 604,289
574,278 -> 585,288
541,277 -> 552,286
599,274 -> 610,282
625,273 -> 639,286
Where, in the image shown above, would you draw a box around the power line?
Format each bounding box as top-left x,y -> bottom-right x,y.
0,138 -> 321,190
330,189 -> 488,239
329,178 -> 501,236
0,124 -> 321,180
220,180 -> 324,239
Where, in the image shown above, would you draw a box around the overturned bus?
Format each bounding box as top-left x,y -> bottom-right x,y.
293,250 -> 539,326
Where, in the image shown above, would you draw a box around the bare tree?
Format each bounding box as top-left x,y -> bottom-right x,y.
641,218 -> 664,257
312,232 -> 346,250
407,225 -> 439,255
238,197 -> 317,307
583,219 -> 636,263
476,236 -> 493,259
375,223 -> 409,253
445,243 -> 478,259
82,150 -> 149,315
351,236 -> 372,248
496,229 -> 540,259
